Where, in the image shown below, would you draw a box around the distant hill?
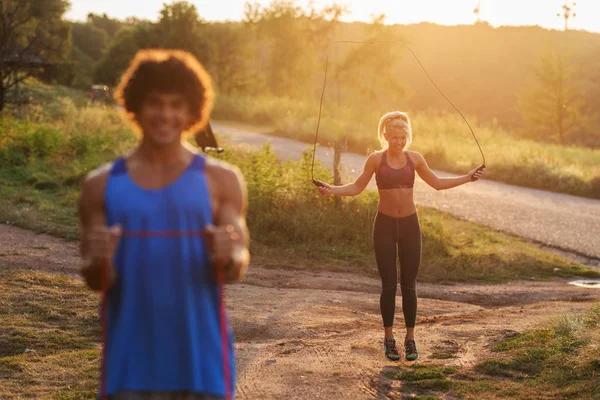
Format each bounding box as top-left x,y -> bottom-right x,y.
326,21 -> 600,131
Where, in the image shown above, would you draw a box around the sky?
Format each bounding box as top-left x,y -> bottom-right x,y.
65,0 -> 600,33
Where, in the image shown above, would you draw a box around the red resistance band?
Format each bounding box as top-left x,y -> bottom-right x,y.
100,229 -> 232,400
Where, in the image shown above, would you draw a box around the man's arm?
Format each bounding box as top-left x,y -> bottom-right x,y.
78,166 -> 116,291
212,165 -> 250,282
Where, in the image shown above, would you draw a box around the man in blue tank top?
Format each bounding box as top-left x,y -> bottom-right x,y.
78,49 -> 250,400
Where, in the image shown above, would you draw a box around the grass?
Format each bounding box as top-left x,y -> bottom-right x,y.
381,304 -> 600,398
0,268 -> 100,399
1,95 -> 598,284
212,93 -> 600,199
384,363 -> 461,397
470,303 -> 600,399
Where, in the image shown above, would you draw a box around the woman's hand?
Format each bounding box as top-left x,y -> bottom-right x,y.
469,165 -> 485,182
314,180 -> 333,196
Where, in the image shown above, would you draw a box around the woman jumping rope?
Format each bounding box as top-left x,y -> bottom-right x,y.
314,111 -> 484,361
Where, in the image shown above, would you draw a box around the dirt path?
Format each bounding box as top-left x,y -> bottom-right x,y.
3,223 -> 600,399
213,121 -> 600,263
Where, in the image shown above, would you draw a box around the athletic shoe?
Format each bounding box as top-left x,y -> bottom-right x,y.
405,338 -> 418,361
384,338 -> 400,361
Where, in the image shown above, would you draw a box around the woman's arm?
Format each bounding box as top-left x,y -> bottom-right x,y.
315,153 -> 377,197
412,152 -> 484,191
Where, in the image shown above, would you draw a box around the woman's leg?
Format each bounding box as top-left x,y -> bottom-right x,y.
397,213 -> 422,361
373,213 -> 401,360
397,213 -> 422,335
373,213 -> 399,336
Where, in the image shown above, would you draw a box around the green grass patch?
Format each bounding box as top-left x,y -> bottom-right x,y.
388,363 -> 457,397
473,303 -> 600,398
383,306 -> 600,399
393,364 -> 456,381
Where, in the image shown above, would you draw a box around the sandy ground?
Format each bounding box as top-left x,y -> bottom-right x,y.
2,223 -> 599,399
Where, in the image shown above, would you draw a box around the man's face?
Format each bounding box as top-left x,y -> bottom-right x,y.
137,92 -> 192,146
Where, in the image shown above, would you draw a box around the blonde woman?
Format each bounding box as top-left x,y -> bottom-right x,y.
315,111 -> 484,361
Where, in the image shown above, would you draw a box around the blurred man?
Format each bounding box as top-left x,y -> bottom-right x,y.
79,49 -> 249,400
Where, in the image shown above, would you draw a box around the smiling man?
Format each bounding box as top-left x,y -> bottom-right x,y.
78,49 -> 249,400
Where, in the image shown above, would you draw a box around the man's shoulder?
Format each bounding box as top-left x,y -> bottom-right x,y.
204,157 -> 244,185
81,161 -> 117,195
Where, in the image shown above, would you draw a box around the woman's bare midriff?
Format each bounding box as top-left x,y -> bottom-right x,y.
377,188 -> 417,218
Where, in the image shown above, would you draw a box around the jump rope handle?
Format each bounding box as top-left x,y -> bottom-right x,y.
203,147 -> 225,154
471,164 -> 486,181
312,179 -> 328,188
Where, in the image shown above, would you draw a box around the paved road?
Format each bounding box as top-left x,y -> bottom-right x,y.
213,122 -> 600,262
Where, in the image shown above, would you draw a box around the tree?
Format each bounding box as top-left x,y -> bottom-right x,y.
155,1 -> 210,64
0,0 -> 71,111
575,51 -> 600,147
68,22 -> 109,87
239,2 -> 268,94
70,43 -> 94,88
249,0 -> 347,97
93,1 -> 212,86
71,22 -> 108,62
519,47 -> 593,145
303,2 -> 348,45
87,13 -> 124,41
332,14 -> 406,111
93,22 -> 159,85
205,22 -> 255,94
259,1 -> 306,96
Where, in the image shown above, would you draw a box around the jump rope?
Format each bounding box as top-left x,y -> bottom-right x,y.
311,40 -> 486,188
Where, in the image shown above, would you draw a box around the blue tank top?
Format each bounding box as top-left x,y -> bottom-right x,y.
102,154 -> 234,397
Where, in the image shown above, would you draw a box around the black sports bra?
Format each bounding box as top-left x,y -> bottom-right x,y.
375,151 -> 415,190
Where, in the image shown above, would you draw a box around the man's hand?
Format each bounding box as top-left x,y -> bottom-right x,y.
204,224 -> 247,281
204,224 -> 239,265
80,225 -> 122,291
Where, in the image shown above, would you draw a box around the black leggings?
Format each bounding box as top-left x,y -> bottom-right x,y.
373,212 -> 421,328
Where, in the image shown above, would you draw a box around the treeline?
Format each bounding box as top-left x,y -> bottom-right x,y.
3,0 -> 599,147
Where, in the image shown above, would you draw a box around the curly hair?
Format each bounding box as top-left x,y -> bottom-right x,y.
114,49 -> 214,136
377,111 -> 412,150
